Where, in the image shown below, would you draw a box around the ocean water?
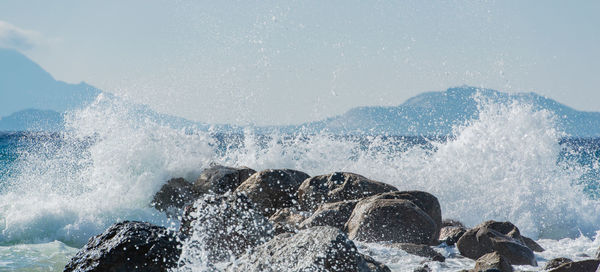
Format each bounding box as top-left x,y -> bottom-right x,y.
1,95 -> 600,271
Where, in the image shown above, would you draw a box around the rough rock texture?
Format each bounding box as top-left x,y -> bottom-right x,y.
297,172 -> 398,211
522,236 -> 544,252
179,193 -> 274,262
268,208 -> 308,234
456,221 -> 537,266
152,177 -> 201,213
235,169 -> 310,216
544,258 -> 573,270
345,198 -> 436,244
226,226 -> 390,272
366,191 -> 442,243
194,165 -> 256,194
300,200 -> 358,230
547,259 -> 600,272
64,221 -> 180,272
472,252 -> 513,272
387,243 -> 445,262
439,226 -> 466,246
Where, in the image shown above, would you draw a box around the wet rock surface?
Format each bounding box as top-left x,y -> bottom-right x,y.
268,207 -> 307,234
300,199 -> 358,230
194,165 -> 256,194
547,259 -> 600,272
64,221 -> 180,272
544,257 -> 573,270
151,177 -> 201,213
472,251 -> 513,272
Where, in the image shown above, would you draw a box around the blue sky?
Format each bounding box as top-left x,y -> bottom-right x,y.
1,0 -> 599,125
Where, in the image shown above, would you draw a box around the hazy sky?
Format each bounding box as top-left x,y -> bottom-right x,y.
1,0 -> 599,125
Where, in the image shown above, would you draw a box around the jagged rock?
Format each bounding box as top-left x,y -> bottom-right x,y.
456,221 -> 537,266
521,236 -> 544,252
548,259 -> 600,272
179,193 -> 274,262
365,191 -> 442,243
194,165 -> 256,194
226,226 -> 389,272
345,198 -> 436,244
544,258 -> 573,270
299,200 -> 358,230
268,208 -> 308,234
472,252 -> 513,272
386,243 -> 445,262
64,221 -> 180,272
439,226 -> 466,246
297,172 -> 398,211
152,177 -> 201,214
235,169 -> 310,216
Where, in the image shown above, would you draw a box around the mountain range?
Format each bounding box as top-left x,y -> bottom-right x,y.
2,47 -> 600,137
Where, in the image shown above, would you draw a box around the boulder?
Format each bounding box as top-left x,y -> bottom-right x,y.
386,243 -> 445,262
544,258 -> 573,270
345,198 -> 436,244
268,208 -> 308,235
413,265 -> 432,272
439,226 -> 466,246
151,177 -> 201,214
596,247 -> 600,259
522,236 -> 544,252
472,252 -> 513,272
456,221 -> 537,266
194,165 -> 256,194
179,192 -> 274,262
297,172 -> 398,211
299,200 -> 358,230
64,221 -> 180,272
442,219 -> 465,228
235,169 -> 310,216
548,259 -> 600,272
226,226 -> 390,272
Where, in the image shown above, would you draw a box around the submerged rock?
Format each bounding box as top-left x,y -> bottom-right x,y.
386,243 -> 445,262
345,198 -> 436,244
544,258 -> 573,270
472,251 -> 513,272
64,221 -> 180,272
235,169 -> 310,216
179,193 -> 274,262
547,259 -> 600,272
297,172 -> 397,211
152,177 -> 202,213
226,226 -> 389,272
194,165 -> 256,194
300,199 -> 358,230
456,220 -> 537,266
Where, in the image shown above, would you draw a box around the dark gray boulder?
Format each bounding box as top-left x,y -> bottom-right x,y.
225,226 -> 390,272
152,177 -> 202,214
345,198 -> 437,244
544,258 -> 573,270
547,259 -> 600,272
386,243 -> 445,262
299,200 -> 358,230
179,192 -> 274,262
64,221 -> 180,272
268,208 -> 308,235
194,165 -> 256,194
456,221 -> 537,266
521,236 -> 544,252
297,172 -> 398,212
235,169 -> 310,216
472,252 -> 513,272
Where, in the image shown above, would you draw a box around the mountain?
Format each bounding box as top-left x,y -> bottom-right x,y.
0,109 -> 64,131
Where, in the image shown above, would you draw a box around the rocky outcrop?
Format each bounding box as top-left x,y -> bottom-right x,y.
345,198 -> 436,244
268,208 -> 308,234
456,221 -> 537,266
194,165 -> 256,194
547,259 -> 600,272
226,226 -> 390,272
544,258 -> 573,270
472,252 -> 513,272
64,221 -> 180,272
151,177 -> 201,213
235,169 -> 310,216
299,200 -> 358,230
180,193 -> 274,262
386,243 -> 445,262
297,172 -> 397,211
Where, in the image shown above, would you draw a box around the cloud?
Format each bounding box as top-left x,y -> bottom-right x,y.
0,21 -> 42,50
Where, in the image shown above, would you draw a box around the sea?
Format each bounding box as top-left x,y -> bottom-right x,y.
1,95 -> 600,271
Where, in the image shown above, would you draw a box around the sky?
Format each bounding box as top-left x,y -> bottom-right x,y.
0,0 -> 599,125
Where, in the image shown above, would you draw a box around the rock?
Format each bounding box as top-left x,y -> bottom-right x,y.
268,208 -> 308,234
362,254 -> 392,272
194,165 -> 256,194
179,192 -> 274,262
456,221 -> 537,266
345,198 -> 436,244
297,172 -> 398,211
226,226 -> 389,272
64,221 -> 180,272
413,264 -> 432,272
472,252 -> 513,272
299,200 -> 358,230
544,258 -> 573,270
521,236 -> 544,252
151,177 -> 201,214
596,247 -> 600,259
235,169 -> 310,216
548,259 -> 600,272
439,226 -> 466,246
386,243 -> 445,262
366,191 -> 442,242
442,219 -> 466,228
